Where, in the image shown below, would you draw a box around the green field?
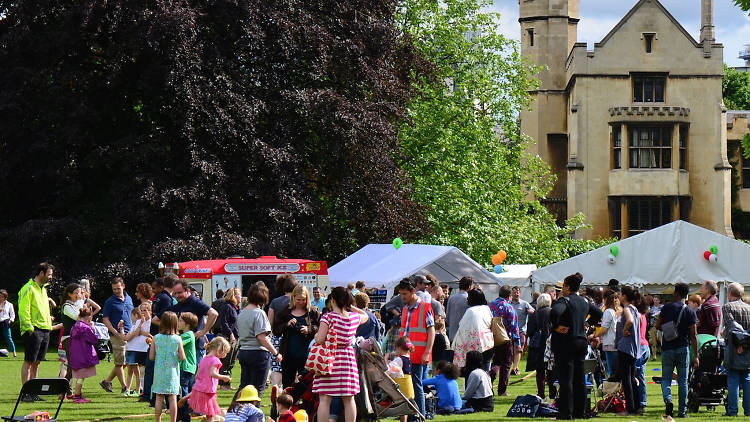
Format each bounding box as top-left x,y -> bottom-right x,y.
0,351 -> 732,421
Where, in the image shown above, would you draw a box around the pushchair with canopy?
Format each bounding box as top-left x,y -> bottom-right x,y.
687,334 -> 726,413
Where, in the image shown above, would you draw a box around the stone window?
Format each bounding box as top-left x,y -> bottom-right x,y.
612,125 -> 622,169
679,124 -> 688,170
527,29 -> 534,47
633,75 -> 665,102
629,126 -> 672,169
628,197 -> 673,235
743,148 -> 750,189
609,198 -> 622,239
644,33 -> 655,53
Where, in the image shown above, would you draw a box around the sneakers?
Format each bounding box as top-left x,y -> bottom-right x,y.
73,395 -> 91,404
99,380 -> 113,393
665,401 -> 674,417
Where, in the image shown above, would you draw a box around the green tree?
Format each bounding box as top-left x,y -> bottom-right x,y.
397,0 -> 609,268
0,0 -> 430,295
733,0 -> 750,12
724,65 -> 750,110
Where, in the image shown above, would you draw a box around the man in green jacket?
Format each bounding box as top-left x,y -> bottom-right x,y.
18,262 -> 54,399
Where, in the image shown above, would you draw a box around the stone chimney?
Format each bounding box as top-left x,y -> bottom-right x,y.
700,0 -> 715,57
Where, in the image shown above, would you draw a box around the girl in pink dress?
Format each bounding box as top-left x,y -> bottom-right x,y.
313,287 -> 369,422
189,337 -> 232,422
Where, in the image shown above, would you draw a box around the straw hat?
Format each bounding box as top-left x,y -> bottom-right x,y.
236,385 -> 260,402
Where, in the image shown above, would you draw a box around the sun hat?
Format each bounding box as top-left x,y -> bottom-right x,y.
236,385 -> 260,402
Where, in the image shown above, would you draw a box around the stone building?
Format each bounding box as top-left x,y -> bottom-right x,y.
520,0 -> 732,239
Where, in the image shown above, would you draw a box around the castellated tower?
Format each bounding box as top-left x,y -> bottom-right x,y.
518,0 -> 580,222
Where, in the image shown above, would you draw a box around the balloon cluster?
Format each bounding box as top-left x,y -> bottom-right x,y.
703,244 -> 718,263
492,250 -> 507,273
608,245 -> 619,264
393,238 -> 403,249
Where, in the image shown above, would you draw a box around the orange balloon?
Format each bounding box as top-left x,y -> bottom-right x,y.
497,250 -> 507,263
491,254 -> 502,266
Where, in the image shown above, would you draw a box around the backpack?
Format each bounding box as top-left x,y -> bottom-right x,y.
507,395 -> 541,418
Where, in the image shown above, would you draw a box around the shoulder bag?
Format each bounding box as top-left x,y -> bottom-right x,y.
661,304 -> 686,342
491,315 -> 509,346
305,315 -> 338,376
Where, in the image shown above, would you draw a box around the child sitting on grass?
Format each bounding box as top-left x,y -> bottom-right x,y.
423,361 -> 462,414
461,350 -> 493,412
224,385 -> 265,422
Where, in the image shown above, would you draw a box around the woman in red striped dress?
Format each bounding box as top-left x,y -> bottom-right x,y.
313,287 -> 369,422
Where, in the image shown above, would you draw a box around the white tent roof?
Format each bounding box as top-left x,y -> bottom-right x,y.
328,244 -> 500,297
492,264 -> 537,285
491,264 -> 537,301
532,220 -> 750,287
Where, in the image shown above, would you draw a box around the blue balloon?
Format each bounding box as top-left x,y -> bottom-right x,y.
494,264 -> 503,273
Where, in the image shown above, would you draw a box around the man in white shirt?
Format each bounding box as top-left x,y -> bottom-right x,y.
411,275 -> 432,303
0,289 -> 16,357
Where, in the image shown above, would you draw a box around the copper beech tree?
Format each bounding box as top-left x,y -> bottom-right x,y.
0,0 -> 430,294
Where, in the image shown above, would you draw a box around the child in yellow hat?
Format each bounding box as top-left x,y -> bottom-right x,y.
225,385 -> 264,422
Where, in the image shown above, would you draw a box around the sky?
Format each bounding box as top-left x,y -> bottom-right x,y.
489,0 -> 750,67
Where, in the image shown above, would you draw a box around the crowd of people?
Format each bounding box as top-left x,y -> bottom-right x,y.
7,261 -> 750,421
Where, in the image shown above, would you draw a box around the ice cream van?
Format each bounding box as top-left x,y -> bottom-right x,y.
161,256 -> 329,305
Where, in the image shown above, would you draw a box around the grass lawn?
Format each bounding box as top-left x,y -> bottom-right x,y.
0,350 -> 731,421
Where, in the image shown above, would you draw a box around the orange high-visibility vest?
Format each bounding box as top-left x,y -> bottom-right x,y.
399,300 -> 432,362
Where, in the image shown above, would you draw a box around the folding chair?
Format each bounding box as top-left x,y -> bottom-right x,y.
3,378 -> 69,421
583,359 -> 599,417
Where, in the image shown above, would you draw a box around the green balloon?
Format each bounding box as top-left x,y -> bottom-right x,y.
610,245 -> 619,257
393,238 -> 403,249
709,244 -> 718,254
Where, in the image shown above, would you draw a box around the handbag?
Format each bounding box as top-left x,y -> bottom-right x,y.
662,304 -> 685,342
491,316 -> 510,346
305,317 -> 338,376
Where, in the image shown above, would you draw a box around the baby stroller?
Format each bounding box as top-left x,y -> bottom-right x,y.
355,338 -> 425,422
91,322 -> 111,362
687,335 -> 726,413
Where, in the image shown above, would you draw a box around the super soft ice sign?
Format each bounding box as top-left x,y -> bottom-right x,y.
224,263 -> 301,273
